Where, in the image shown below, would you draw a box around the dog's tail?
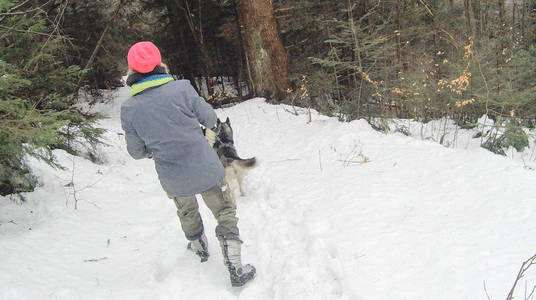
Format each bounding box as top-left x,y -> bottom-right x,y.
236,157 -> 258,169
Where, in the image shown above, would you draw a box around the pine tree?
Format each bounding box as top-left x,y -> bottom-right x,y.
0,0 -> 104,195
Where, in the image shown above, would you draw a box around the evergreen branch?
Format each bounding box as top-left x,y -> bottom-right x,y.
418,0 -> 460,49
0,0 -> 53,23
36,0 -> 69,66
0,0 -> 31,18
0,6 -> 41,16
0,24 -> 54,37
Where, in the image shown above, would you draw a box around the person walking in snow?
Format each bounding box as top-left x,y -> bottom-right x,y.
120,41 -> 255,287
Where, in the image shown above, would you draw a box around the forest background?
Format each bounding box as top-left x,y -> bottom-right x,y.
1,0 -> 535,195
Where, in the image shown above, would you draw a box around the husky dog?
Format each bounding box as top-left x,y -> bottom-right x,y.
209,118 -> 257,200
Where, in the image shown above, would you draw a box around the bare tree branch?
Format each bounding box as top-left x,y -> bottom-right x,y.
483,280 -> 492,300
507,254 -> 536,300
0,0 -> 31,18
0,0 -> 53,23
0,24 -> 54,37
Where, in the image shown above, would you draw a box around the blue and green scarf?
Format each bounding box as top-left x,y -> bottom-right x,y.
126,66 -> 174,95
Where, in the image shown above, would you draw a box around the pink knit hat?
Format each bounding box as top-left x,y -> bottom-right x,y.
127,41 -> 162,73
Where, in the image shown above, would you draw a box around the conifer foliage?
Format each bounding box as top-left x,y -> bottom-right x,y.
1,0 -> 535,196
276,0 -> 535,153
0,1 -> 112,195
277,0 -> 536,124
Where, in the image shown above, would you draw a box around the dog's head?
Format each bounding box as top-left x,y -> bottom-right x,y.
216,117 -> 234,144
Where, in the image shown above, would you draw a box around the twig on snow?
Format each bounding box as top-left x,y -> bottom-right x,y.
84,257 -> 108,263
525,280 -> 536,300
336,159 -> 370,165
339,143 -> 370,166
529,141 -> 536,162
507,254 -> 536,300
483,280 -> 492,300
81,199 -> 102,209
318,149 -> 323,171
71,154 -> 79,210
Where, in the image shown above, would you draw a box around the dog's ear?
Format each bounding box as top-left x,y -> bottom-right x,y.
225,117 -> 230,125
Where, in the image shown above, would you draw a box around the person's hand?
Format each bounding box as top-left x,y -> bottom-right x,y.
205,128 -> 217,146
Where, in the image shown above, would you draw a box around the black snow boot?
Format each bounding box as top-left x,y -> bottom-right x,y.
187,232 -> 209,262
219,237 -> 256,287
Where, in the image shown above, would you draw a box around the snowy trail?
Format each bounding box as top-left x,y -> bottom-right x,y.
1,87 -> 535,300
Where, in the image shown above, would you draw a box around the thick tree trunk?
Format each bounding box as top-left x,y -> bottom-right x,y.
498,0 -> 506,36
472,0 -> 482,39
235,0 -> 288,100
464,0 -> 479,41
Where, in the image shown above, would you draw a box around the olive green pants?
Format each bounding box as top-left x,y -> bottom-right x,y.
169,182 -> 239,241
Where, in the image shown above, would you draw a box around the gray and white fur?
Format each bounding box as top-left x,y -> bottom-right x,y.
208,117 -> 257,201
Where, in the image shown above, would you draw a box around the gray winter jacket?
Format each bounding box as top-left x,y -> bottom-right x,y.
120,79 -> 225,197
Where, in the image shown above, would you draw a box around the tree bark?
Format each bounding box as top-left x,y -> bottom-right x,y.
235,0 -> 288,100
521,0 -> 525,43
498,0 -> 506,34
395,0 -> 402,72
498,0 -> 506,52
472,0 -> 482,39
464,0 -> 473,37
231,0 -> 249,100
482,0 -> 490,33
512,1 -> 516,44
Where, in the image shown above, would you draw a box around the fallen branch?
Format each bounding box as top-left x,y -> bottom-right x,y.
318,150 -> 323,171
336,159 -> 371,165
483,280 -> 491,300
0,24 -> 55,37
0,0 -> 31,22
507,254 -> 536,300
84,257 -> 108,263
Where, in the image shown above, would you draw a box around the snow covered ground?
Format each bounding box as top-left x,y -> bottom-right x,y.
1,86 -> 535,300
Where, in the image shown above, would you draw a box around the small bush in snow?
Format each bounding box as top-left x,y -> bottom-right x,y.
395,125 -> 411,136
502,124 -> 529,152
481,121 -> 529,155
